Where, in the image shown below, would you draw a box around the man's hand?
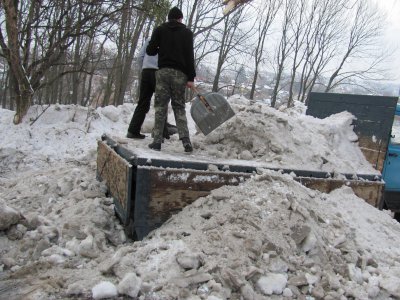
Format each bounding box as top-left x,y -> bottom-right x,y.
186,81 -> 195,89
222,0 -> 252,15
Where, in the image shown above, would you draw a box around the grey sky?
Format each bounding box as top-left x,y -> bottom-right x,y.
374,0 -> 400,83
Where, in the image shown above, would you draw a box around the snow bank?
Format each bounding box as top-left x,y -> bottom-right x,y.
192,100 -> 377,174
0,98 -> 398,299
106,170 -> 400,299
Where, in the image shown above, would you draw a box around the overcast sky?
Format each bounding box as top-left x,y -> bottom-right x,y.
374,0 -> 400,85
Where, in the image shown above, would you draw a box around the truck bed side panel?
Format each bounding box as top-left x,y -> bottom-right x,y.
306,92 -> 398,172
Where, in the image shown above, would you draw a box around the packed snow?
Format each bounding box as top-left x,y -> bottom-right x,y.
121,95 -> 378,175
1,96 -> 399,300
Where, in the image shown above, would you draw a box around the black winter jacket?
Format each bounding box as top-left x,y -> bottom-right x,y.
146,20 -> 196,81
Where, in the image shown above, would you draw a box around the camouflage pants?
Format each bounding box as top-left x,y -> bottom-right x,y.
153,68 -> 190,143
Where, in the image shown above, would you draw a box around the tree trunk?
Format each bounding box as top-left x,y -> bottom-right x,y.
71,38 -> 82,105
8,78 -> 14,111
212,23 -> 228,92
86,73 -> 94,107
287,77 -> 295,108
37,88 -> 42,106
249,67 -> 258,100
52,74 -> 59,104
58,66 -> 64,104
103,69 -> 115,107
270,75 -> 280,108
81,72 -> 87,106
212,62 -> 223,92
3,0 -> 34,123
271,62 -> 284,108
13,89 -> 32,124
1,68 -> 8,109
71,2 -> 83,105
115,12 -> 146,106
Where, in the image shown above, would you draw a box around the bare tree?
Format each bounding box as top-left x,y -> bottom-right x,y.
178,0 -> 244,38
296,0 -> 345,103
324,0 -> 385,92
211,7 -> 253,92
270,0 -> 296,108
249,0 -> 281,100
70,1 -> 84,105
0,58 -> 9,109
0,0 -> 126,124
113,6 -> 147,106
286,0 -> 308,107
174,0 -> 247,73
190,1 -> 224,71
82,31 -> 111,107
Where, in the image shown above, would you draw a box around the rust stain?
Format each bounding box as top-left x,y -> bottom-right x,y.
297,177 -> 383,207
97,141 -> 130,210
358,136 -> 387,172
147,169 -> 251,226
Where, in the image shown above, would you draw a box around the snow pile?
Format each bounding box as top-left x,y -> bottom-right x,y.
102,170 -> 400,299
192,100 -> 377,174
0,104 -> 133,173
0,97 -> 376,175
0,99 -> 398,299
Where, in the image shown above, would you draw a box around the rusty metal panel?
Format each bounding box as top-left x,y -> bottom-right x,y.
97,140 -> 132,225
133,166 -> 250,240
297,177 -> 384,207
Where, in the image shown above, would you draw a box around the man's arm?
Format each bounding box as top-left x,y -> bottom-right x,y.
185,30 -> 196,82
137,40 -> 148,70
146,28 -> 160,56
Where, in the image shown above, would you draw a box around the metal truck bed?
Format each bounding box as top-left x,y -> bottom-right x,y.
97,135 -> 384,240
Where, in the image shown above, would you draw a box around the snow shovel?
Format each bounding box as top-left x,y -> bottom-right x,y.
190,86 -> 235,135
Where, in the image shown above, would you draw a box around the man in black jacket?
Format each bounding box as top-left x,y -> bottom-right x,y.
146,6 -> 196,152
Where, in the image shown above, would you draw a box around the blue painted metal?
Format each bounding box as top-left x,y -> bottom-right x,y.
382,104 -> 400,192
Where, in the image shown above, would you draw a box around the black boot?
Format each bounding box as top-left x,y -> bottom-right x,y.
148,141 -> 161,151
181,137 -> 193,153
127,132 -> 145,139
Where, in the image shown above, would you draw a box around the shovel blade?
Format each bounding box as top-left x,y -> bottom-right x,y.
190,92 -> 235,135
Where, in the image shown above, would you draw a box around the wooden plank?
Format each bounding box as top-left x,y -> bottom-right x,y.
133,167 -> 250,239
358,136 -> 387,172
148,168 -> 249,216
297,177 -> 384,207
96,140 -> 132,225
132,165 -> 383,240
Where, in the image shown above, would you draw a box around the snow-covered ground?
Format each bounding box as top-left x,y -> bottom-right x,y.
1,96 -> 400,300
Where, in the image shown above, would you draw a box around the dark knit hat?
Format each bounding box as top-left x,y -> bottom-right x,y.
168,7 -> 183,20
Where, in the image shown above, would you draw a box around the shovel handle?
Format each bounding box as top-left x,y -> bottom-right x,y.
190,86 -> 213,112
